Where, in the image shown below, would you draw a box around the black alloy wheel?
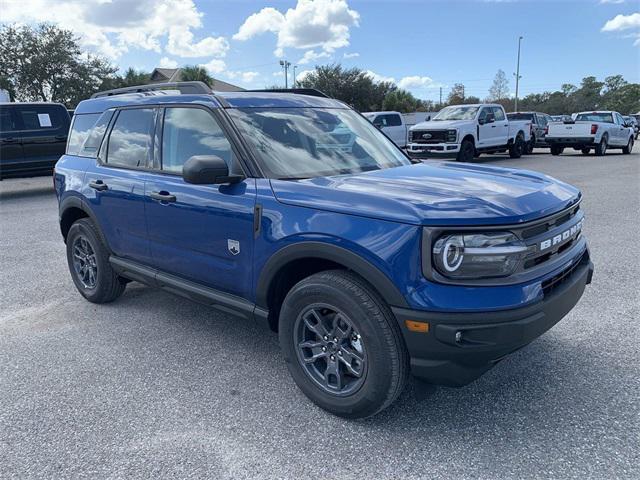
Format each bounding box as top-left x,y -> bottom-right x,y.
71,235 -> 98,289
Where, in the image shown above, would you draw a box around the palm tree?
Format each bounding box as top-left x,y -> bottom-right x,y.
180,65 -> 214,86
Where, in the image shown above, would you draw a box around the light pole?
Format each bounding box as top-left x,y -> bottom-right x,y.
279,60 -> 291,88
514,36 -> 523,112
293,65 -> 298,88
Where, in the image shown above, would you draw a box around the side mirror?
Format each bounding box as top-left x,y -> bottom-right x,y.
485,113 -> 495,124
182,155 -> 242,185
373,123 -> 383,129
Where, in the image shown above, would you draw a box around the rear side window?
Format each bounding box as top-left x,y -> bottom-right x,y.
0,106 -> 17,132
161,107 -> 233,174
67,114 -> 100,155
106,108 -> 155,169
492,107 -> 505,121
16,105 -> 66,130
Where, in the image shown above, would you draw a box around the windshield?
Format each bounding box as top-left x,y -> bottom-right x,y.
575,113 -> 613,123
227,108 -> 410,179
507,113 -> 534,121
433,106 -> 479,121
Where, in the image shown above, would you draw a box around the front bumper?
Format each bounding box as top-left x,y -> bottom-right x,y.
407,142 -> 459,158
546,136 -> 596,148
392,253 -> 594,387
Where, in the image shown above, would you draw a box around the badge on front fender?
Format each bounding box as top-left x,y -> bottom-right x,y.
227,239 -> 240,255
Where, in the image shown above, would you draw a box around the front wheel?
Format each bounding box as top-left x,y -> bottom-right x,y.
525,138 -> 535,155
509,134 -> 524,158
279,270 -> 409,419
622,136 -> 634,154
456,139 -> 475,162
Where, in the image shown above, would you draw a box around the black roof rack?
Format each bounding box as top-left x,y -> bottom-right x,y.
244,88 -> 329,98
91,81 -> 212,99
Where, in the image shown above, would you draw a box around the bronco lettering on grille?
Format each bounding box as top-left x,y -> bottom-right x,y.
539,219 -> 583,251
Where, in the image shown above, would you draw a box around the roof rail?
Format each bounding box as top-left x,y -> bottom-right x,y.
244,88 -> 329,98
91,81 -> 212,99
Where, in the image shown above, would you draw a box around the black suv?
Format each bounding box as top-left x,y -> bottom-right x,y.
0,102 -> 70,179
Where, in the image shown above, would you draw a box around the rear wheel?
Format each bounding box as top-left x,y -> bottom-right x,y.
66,218 -> 126,303
551,145 -> 563,156
581,148 -> 590,155
279,270 -> 409,419
594,136 -> 608,156
622,136 -> 634,154
456,138 -> 475,162
525,137 -> 535,154
509,133 -> 524,158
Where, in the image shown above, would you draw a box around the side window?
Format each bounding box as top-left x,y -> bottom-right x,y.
161,107 -> 234,174
106,108 -> 155,169
82,110 -> 114,157
0,106 -> 17,132
16,105 -> 65,131
373,115 -> 386,127
478,107 -> 491,122
492,107 -> 506,121
67,113 -> 100,156
385,114 -> 402,127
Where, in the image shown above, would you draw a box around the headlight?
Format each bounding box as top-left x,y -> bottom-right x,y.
446,129 -> 457,143
432,232 -> 528,279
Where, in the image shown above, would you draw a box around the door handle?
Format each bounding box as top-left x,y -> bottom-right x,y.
150,191 -> 177,203
89,180 -> 108,191
491,125 -> 496,128
55,135 -> 67,140
1,137 -> 18,144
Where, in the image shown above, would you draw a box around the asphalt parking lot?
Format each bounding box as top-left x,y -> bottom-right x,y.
1,147 -> 639,479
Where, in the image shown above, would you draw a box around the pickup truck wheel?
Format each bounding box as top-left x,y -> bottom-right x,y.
622,136 -> 634,154
551,145 -> 563,156
581,148 -> 590,155
525,138 -> 535,154
456,139 -> 475,162
279,270 -> 409,419
66,218 -> 126,303
594,136 -> 608,156
509,133 -> 524,158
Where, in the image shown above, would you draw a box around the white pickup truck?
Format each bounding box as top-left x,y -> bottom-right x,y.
546,111 -> 635,156
363,111 -> 408,147
406,104 -> 531,162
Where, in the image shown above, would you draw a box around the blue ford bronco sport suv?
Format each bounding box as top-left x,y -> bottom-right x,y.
55,82 -> 593,418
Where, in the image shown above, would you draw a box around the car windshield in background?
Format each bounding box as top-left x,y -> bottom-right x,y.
433,106 -> 479,121
227,108 -> 410,179
575,113 -> 613,123
507,113 -> 534,121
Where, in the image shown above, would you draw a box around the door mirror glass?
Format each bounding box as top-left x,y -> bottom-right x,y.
182,155 -> 241,185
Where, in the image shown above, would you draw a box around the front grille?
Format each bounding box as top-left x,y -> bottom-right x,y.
411,130 -> 447,144
542,250 -> 588,296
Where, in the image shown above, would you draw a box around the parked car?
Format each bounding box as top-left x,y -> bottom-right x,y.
407,104 -> 531,162
507,111 -> 552,153
363,111 -> 408,147
551,115 -> 572,123
55,82 -> 593,418
546,111 -> 635,156
0,102 -> 71,179
622,115 -> 638,139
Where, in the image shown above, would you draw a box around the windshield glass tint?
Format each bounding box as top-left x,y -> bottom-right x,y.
575,113 -> 613,123
433,106 -> 479,121
228,108 -> 410,179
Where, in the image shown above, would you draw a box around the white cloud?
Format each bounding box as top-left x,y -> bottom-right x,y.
298,49 -> 331,65
398,75 -> 442,90
226,70 -> 260,84
296,69 -> 314,83
602,12 -> 640,31
599,0 -> 625,4
365,70 -> 395,84
1,0 -> 229,59
343,52 -> 359,59
159,57 -> 178,68
200,59 -> 226,75
233,0 -> 359,56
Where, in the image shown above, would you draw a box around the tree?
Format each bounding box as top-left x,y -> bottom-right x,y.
180,65 -> 214,86
299,64 -> 396,111
0,23 -> 116,107
488,69 -> 509,101
382,89 -> 422,113
447,83 -> 466,105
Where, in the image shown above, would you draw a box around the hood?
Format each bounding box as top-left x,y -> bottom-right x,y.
270,162 -> 580,226
411,120 -> 470,130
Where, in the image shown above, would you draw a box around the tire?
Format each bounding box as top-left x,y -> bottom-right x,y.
525,138 -> 535,155
594,135 -> 608,156
279,270 -> 409,419
581,148 -> 590,155
622,136 -> 634,154
456,138 -> 475,162
509,133 -> 524,158
551,145 -> 563,156
66,218 -> 126,303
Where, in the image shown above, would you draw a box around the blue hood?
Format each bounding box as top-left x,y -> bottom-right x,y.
269,162 -> 580,226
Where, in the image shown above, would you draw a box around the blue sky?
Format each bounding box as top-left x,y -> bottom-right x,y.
4,0 -> 639,102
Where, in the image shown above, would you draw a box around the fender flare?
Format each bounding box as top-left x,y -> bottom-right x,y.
59,196 -> 110,250
256,241 -> 409,309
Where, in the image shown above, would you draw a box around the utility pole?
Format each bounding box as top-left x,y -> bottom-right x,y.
462,85 -> 465,102
293,65 -> 298,88
514,36 -> 523,111
279,59 -> 291,88
439,87 -> 442,106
